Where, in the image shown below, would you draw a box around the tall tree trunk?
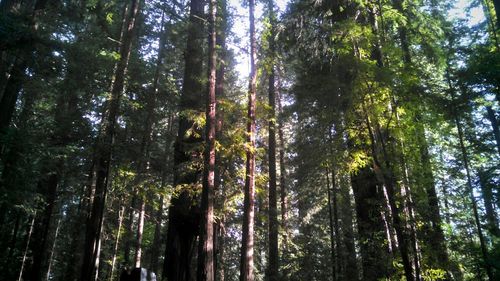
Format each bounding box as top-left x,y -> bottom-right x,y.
266,1 -> 279,279
446,68 -> 494,280
394,0 -> 450,269
454,115 -> 494,281
162,0 -> 205,278
240,0 -> 257,279
197,1 -> 217,280
80,1 -> 140,279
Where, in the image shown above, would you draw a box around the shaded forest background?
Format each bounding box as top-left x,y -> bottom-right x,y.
0,0 -> 499,280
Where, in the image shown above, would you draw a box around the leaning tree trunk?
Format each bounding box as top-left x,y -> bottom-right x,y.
162,0 -> 205,279
80,1 -> 140,280
240,0 -> 257,279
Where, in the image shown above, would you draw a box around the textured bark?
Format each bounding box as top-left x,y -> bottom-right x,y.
162,0 -> 205,279
267,2 -> 279,279
80,1 -> 140,279
197,0 -> 217,279
351,167 -> 389,281
240,0 -> 257,279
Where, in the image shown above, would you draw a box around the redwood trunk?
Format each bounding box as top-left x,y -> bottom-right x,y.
197,0 -> 217,279
240,0 -> 257,279
267,2 -> 279,278
80,1 -> 140,279
162,0 -> 205,279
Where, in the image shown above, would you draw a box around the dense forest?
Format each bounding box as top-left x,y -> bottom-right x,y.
0,0 -> 499,280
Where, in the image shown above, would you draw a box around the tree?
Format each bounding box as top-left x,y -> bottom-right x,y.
80,1 -> 141,279
240,0 -> 257,279
197,0 -> 217,279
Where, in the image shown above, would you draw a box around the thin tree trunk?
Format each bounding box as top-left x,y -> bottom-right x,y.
109,205 -> 125,281
363,102 -> 414,281
240,0 -> 257,279
277,85 -> 288,251
149,195 -> 164,275
446,67 -> 494,280
325,167 -> 337,281
455,115 -> 494,281
45,215 -> 61,281
80,1 -> 140,279
28,172 -> 59,281
124,191 -> 137,266
18,213 -> 36,281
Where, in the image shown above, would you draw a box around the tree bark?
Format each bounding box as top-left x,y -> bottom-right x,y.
267,2 -> 279,279
351,167 -> 389,281
240,0 -> 257,279
197,1 -> 217,279
162,0 -> 205,279
80,1 -> 140,279
134,200 -> 146,268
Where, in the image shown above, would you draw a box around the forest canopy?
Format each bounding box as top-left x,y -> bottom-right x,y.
0,0 -> 499,281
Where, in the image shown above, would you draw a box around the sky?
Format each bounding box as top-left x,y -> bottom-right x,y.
226,0 -> 487,80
